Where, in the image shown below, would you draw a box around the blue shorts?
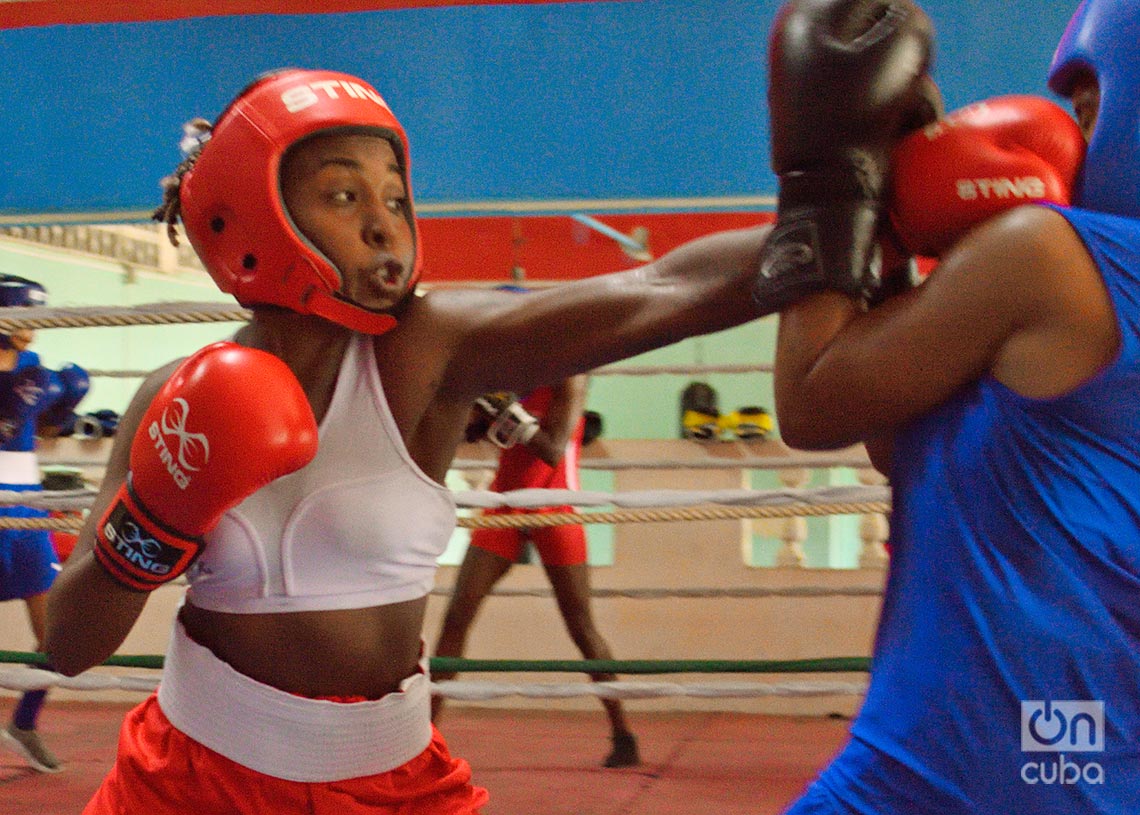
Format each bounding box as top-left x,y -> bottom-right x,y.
0,495 -> 58,602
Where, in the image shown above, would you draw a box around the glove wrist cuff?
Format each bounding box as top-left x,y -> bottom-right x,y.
753,211 -> 881,313
93,479 -> 202,592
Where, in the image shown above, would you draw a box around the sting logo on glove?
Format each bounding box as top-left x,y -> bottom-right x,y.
149,397 -> 211,490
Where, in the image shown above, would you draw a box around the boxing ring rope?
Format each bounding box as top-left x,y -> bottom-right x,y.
0,304 -> 776,348
0,652 -> 871,700
0,502 -> 889,533
39,453 -> 874,471
0,484 -> 889,509
0,302 -> 251,332
429,585 -> 884,599
454,453 -> 872,470
0,484 -> 890,531
592,363 -> 774,375
0,301 -> 791,391
0,491 -> 884,700
0,652 -> 870,673
87,364 -> 779,380
0,300 -> 886,708
0,488 -> 96,511
0,500 -> 891,544
455,502 -> 890,529
2,470 -> 884,700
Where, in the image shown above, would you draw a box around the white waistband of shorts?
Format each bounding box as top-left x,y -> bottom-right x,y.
157,619 -> 433,782
0,452 -> 40,485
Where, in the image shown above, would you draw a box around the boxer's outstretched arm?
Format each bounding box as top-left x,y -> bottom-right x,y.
434,225 -> 772,401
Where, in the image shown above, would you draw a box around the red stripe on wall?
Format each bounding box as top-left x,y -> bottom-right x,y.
418,212 -> 773,284
0,0 -> 606,30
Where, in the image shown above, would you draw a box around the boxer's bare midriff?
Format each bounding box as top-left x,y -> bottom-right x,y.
179,595 -> 427,700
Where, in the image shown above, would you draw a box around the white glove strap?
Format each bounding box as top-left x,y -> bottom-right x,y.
486,402 -> 540,449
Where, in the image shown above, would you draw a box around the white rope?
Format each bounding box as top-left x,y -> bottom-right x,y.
0,488 -> 96,511
0,668 -> 865,699
0,303 -> 773,380
430,585 -> 885,599
452,452 -> 873,471
0,302 -> 250,332
455,484 -> 888,510
0,484 -> 888,513
0,668 -> 159,694
435,680 -> 868,700
42,453 -> 875,473
86,369 -> 151,379
87,363 -> 781,380
592,363 -> 774,376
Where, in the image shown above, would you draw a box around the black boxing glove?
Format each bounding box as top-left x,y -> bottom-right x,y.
71,408 -> 121,440
754,0 -> 939,312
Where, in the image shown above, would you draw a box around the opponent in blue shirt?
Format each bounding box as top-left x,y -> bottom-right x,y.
0,274 -> 89,774
761,0 -> 1140,811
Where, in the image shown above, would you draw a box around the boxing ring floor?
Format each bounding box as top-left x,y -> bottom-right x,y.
2,702 -> 849,814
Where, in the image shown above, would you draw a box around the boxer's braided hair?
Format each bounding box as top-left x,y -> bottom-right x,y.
152,118 -> 213,247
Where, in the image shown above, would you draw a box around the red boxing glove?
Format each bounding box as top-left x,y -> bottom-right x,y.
889,95 -> 1085,258
94,342 -> 318,591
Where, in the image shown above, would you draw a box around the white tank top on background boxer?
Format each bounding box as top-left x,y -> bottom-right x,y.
185,333 -> 457,614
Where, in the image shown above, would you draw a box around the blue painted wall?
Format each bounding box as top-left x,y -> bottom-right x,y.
0,0 -> 1086,568
1,0 -> 1079,220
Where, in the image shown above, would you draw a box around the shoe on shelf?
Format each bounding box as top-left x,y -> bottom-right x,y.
679,381 -> 722,441
603,732 -> 640,768
1,723 -> 62,773
718,406 -> 773,440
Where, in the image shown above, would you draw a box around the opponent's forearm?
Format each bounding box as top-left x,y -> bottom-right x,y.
773,292 -> 866,450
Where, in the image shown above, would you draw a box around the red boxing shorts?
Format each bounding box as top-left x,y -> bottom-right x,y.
83,694 -> 489,814
468,507 -> 588,567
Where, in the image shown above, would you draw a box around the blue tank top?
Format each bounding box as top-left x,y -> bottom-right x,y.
0,350 -> 45,513
1,349 -> 42,454
794,206 -> 1140,814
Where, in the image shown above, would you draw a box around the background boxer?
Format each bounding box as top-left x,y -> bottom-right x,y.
44,68 -> 776,814
0,274 -> 89,774
433,360 -> 640,769
763,0 -> 1140,812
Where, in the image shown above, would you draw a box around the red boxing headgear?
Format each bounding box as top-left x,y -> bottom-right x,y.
179,69 -> 423,334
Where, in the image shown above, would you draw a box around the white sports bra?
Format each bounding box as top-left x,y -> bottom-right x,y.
185,333 -> 456,614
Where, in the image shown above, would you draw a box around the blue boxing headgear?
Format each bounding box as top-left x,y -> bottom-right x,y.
1048,0 -> 1140,218
0,275 -> 47,308
0,274 -> 46,349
